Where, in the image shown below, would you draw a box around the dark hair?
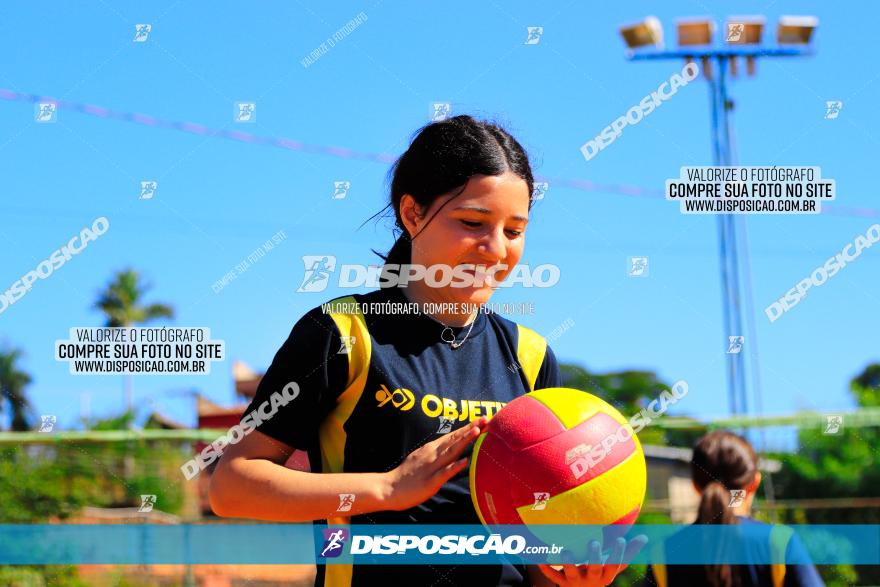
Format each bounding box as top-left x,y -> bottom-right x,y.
368,115 -> 535,270
691,430 -> 760,587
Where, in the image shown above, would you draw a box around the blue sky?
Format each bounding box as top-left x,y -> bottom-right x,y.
0,0 -> 877,448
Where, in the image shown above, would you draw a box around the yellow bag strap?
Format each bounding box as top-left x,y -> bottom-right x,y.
769,525 -> 794,587
516,324 -> 547,391
318,296 -> 372,587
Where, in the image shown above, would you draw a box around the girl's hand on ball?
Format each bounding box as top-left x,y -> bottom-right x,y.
383,416 -> 488,511
536,535 -> 648,587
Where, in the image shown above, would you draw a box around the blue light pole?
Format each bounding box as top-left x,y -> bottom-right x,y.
621,27 -> 815,417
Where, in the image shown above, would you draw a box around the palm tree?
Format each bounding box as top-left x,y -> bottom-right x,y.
93,268 -> 175,419
0,345 -> 34,431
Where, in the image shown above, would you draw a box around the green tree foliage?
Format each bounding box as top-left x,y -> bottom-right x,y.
93,268 -> 174,328
0,426 -> 186,520
0,344 -> 35,431
0,565 -> 85,587
771,363 -> 880,586
773,363 -> 879,522
559,363 -> 704,447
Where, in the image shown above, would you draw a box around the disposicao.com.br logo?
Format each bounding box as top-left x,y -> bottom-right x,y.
317,529 -> 561,558
297,256 -> 560,292
320,528 -> 349,558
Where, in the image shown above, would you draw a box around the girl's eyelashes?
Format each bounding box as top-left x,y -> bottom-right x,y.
459,219 -> 524,237
459,220 -> 523,238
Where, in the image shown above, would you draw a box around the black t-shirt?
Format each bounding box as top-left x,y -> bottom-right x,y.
241,285 -> 561,586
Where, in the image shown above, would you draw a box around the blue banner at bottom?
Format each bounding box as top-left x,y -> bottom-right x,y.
0,524 -> 877,565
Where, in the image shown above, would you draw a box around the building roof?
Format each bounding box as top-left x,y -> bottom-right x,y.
144,412 -> 188,430
196,394 -> 249,418
232,359 -> 262,399
643,443 -> 781,472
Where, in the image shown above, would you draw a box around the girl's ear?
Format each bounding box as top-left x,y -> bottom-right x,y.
399,194 -> 423,239
746,471 -> 762,494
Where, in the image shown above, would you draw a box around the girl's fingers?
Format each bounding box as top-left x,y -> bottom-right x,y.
435,419 -> 484,463
536,564 -> 565,585
601,538 -> 627,585
540,535 -> 648,587
584,541 -> 603,582
557,550 -> 582,584
561,562 -> 584,584
443,419 -> 480,445
436,456 -> 469,484
622,534 -> 649,565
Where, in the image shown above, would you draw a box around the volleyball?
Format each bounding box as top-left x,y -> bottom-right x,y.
469,387 -> 646,538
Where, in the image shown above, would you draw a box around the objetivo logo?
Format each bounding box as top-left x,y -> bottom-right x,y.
580,62 -> 699,162
0,216 -> 110,316
375,384 -> 415,411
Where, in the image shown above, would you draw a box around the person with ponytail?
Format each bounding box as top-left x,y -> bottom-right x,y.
209,115 -> 635,586
643,431 -> 824,587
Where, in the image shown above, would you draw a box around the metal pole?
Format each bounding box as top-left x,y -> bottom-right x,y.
739,213 -> 779,519
627,42 -> 814,418
708,59 -> 740,415
720,55 -> 778,515
718,54 -> 777,513
718,55 -> 749,416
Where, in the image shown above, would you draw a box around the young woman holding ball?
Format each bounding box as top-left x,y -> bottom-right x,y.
209,115 -> 640,586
